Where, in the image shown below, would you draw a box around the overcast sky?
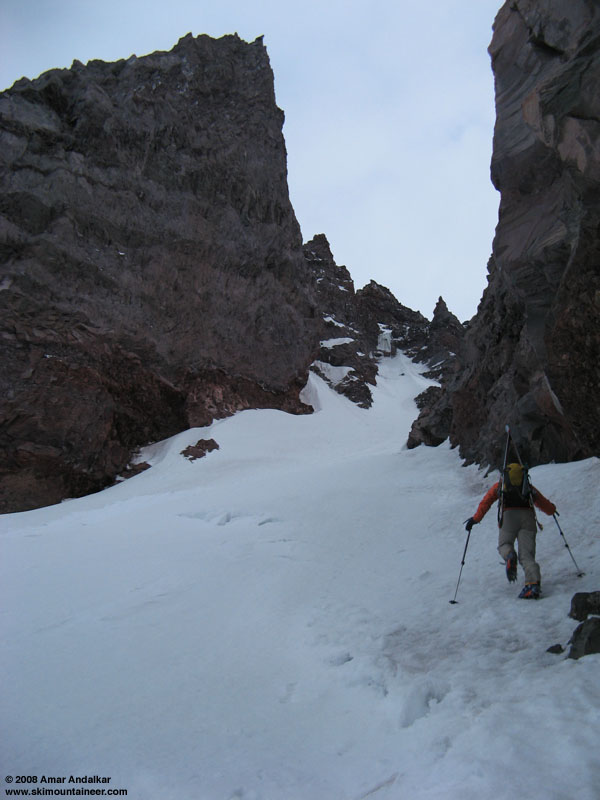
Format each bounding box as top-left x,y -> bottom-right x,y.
1,0 -> 503,321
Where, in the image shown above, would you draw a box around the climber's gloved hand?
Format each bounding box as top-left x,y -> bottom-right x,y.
464,517 -> 477,532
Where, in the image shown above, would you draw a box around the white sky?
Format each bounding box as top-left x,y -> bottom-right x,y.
1,0 -> 502,321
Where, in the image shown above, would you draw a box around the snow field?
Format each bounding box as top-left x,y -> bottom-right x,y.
1,353 -> 599,800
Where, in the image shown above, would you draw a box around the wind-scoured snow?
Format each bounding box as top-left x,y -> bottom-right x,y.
320,338 -> 355,348
1,353 -> 599,800
322,315 -> 357,333
311,360 -> 354,387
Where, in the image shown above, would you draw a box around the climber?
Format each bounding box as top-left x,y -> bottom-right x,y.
464,463 -> 557,599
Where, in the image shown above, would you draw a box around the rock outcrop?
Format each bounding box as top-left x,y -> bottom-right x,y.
303,233 -> 378,408
0,34 -> 319,512
303,234 -> 459,409
180,438 -> 219,462
408,0 -> 600,468
406,298 -> 466,449
415,297 -> 465,382
569,591 -> 600,622
567,618 -> 600,660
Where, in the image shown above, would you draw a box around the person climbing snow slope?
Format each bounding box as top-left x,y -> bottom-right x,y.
465,463 -> 557,599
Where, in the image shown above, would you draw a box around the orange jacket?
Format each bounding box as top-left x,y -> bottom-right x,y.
473,481 -> 556,524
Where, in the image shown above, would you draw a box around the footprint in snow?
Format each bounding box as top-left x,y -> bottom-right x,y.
257,516 -> 279,526
328,652 -> 354,666
399,679 -> 450,728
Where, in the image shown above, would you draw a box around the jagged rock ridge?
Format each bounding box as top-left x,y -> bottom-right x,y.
303,234 -> 461,409
409,0 -> 600,468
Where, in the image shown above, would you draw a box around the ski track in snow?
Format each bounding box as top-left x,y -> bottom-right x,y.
1,353 -> 599,800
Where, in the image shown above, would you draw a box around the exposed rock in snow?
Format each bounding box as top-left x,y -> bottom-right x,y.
180,438 -> 219,461
569,591 -> 600,622
568,618 -> 600,660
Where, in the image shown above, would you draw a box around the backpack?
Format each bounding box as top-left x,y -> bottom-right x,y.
501,462 -> 532,509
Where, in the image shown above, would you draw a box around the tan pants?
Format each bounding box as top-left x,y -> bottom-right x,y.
498,508 -> 541,584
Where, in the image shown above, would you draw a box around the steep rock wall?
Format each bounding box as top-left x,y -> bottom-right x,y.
409,0 -> 600,468
0,34 -> 318,511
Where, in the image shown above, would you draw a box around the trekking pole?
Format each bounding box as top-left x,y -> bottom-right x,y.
449,528 -> 472,604
553,513 -> 585,577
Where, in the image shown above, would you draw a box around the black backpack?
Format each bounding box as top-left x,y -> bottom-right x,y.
502,464 -> 532,509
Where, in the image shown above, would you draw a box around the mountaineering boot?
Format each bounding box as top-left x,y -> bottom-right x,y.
518,583 -> 541,599
505,551 -> 518,583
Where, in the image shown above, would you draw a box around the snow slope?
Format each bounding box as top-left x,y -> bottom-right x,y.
2,353 -> 599,800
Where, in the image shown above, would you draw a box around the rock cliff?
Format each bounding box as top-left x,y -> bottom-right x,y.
409,0 -> 600,468
0,34 -> 319,512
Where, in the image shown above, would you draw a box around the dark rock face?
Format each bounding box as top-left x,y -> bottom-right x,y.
417,298 -> 465,382
0,34 -> 318,512
355,280 -> 430,355
406,298 -> 465,449
408,0 -> 600,468
567,590 -> 600,659
567,617 -> 600,660
569,591 -> 600,622
303,234 -> 458,409
304,234 -> 378,408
